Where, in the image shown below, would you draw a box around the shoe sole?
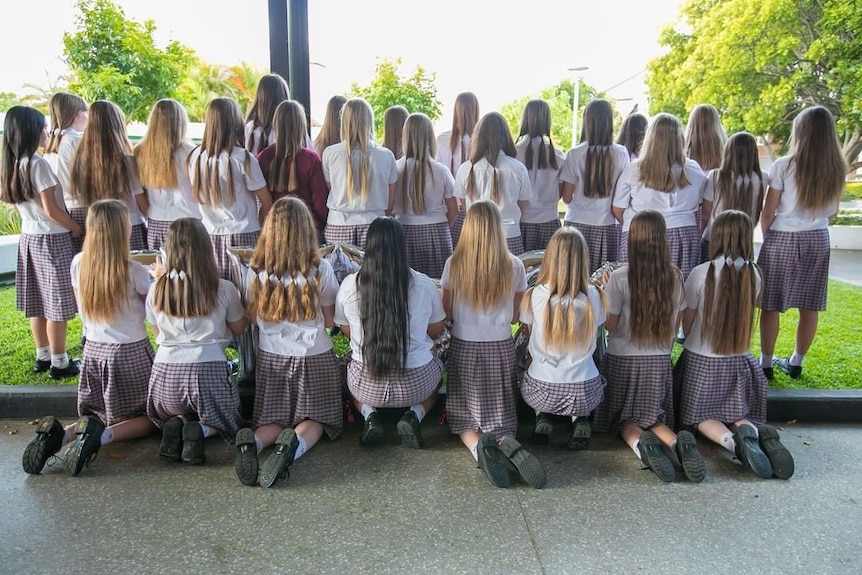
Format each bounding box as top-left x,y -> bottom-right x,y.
22,417 -> 62,475
259,429 -> 298,488
567,420 -> 591,450
676,430 -> 706,483
498,437 -> 547,489
359,415 -> 384,447
182,422 -> 205,465
160,417 -> 183,461
234,428 -> 259,486
64,416 -> 104,477
735,427 -> 773,479
396,415 -> 424,449
529,417 -> 553,445
759,425 -> 795,479
63,440 -> 85,477
476,434 -> 509,488
640,432 -> 675,483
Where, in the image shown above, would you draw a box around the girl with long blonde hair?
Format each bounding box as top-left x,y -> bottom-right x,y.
321,97 -> 398,248
134,99 -> 200,251
515,99 -> 565,251
676,210 -> 793,480
189,97 -> 273,279
24,200 -> 156,477
257,100 -> 328,243
561,99 -> 631,271
519,227 -> 607,451
44,92 -> 88,253
69,100 -> 149,251
313,95 -> 347,156
146,218 -> 246,466
441,201 -> 546,489
455,112 -> 533,255
594,210 -> 703,483
759,106 -> 846,382
233,197 -> 342,487
382,105 -> 408,159
244,73 -> 291,155
685,104 -> 727,173
612,113 -> 707,278
437,92 -> 480,246
394,113 -> 457,278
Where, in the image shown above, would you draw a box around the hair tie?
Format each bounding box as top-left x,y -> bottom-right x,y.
168,269 -> 186,280
712,256 -> 746,271
550,294 -> 574,308
50,128 -> 61,137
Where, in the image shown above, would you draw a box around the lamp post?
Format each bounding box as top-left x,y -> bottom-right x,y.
568,66 -> 589,148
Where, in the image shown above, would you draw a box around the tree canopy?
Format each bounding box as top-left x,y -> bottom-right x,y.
646,0 -> 862,170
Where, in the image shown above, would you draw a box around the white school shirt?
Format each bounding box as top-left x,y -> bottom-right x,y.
188,146 -> 267,235
70,254 -> 150,343
604,265 -> 686,356
454,152 -> 534,238
44,129 -> 83,210
702,170 -> 766,241
436,131 -> 471,177
766,156 -> 839,232
146,143 -> 202,221
515,137 -> 566,223
683,261 -> 762,358
334,269 -> 446,368
321,142 -> 399,225
146,278 -> 245,363
520,284 -> 605,383
242,259 -> 338,357
560,142 -> 631,226
440,255 -> 527,342
121,155 -> 148,227
613,159 -> 707,233
14,155 -> 69,235
393,157 -> 455,225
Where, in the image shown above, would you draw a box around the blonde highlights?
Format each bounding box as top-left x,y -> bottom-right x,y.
46,92 -> 87,154
134,99 -> 189,189
152,218 -> 220,317
340,98 -> 374,202
685,104 -> 727,172
400,113 -> 437,215
78,199 -> 131,323
637,113 -> 691,192
191,98 -> 250,207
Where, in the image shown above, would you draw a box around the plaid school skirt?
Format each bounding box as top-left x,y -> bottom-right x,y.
450,210 -> 466,248
403,222 -> 452,279
147,219 -> 173,252
566,221 -> 620,273
506,235 -> 525,256
324,224 -> 370,250
130,223 -> 147,252
69,207 -> 87,254
758,228 -> 829,312
211,231 -> 261,281
521,372 -> 605,418
520,220 -> 561,253
347,358 -> 441,408
16,233 -> 77,321
593,353 -> 676,432
78,338 -> 154,426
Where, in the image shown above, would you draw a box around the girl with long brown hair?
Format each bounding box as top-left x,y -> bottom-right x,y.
561,99 -> 631,271
189,97 -> 273,279
313,95 -> 347,156
382,105 -> 408,159
244,73 -> 291,155
515,99 -> 565,251
676,210 -> 793,480
759,106 -> 846,381
519,227 -> 606,451
685,104 -> 727,173
441,201 -> 546,489
394,113 -> 457,278
616,112 -> 648,160
454,112 -> 533,255
594,210 -> 703,483
146,218 -> 247,466
437,92 -> 480,246
234,198 -> 342,487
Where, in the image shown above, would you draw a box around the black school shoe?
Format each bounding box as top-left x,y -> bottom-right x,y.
529,413 -> 553,445
675,430 -> 706,483
476,433 -> 509,488
568,417 -> 592,450
773,358 -> 802,379
396,410 -> 424,449
159,417 -> 184,461
359,411 -> 384,447
64,415 -> 106,477
498,437 -> 547,489
23,416 -> 65,474
49,359 -> 80,380
234,428 -> 259,486
763,366 -> 774,381
181,421 -> 206,465
733,424 -> 773,479
758,425 -> 795,479
638,431 -> 675,483
259,428 -> 299,488
33,359 -> 51,373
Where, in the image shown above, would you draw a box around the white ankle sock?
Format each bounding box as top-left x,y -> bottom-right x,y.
198,423 -> 212,437
51,353 -> 69,369
100,428 -> 113,445
63,428 -> 75,444
469,441 -> 479,461
789,351 -> 805,367
360,404 -> 376,419
720,431 -> 736,453
294,436 -> 308,460
410,405 -> 426,422
254,436 -> 264,453
36,346 -> 50,361
632,443 -> 642,459
761,353 -> 773,368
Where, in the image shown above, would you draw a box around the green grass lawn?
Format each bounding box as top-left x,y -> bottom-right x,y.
0,281 -> 859,389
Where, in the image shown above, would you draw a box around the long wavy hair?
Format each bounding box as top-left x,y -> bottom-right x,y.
627,210 -> 683,349
382,105 -> 408,159
0,106 -> 44,204
46,92 -> 87,154
134,99 -> 190,190
713,132 -> 764,223
448,92 -> 480,173
616,113 -> 648,159
151,218 -> 220,317
582,99 -> 617,198
465,112 -> 517,204
191,98 -> 251,208
313,95 -> 347,156
340,98 -> 375,202
69,100 -> 133,206
267,100 -> 308,195
637,113 -> 690,192
788,106 -> 847,212
517,99 -> 558,171
702,210 -> 760,355
245,73 -> 290,154
400,113 -> 437,215
78,200 -> 131,322
357,217 -> 411,376
685,104 -> 726,172
248,197 -> 321,323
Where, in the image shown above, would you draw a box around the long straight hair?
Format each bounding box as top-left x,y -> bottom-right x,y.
46,92 -> 87,154
714,132 -> 764,223
582,99 -> 617,198
0,106 -> 45,204
151,218 -> 220,317
400,113 -> 437,215
248,197 -> 321,323
627,210 -> 683,348
357,217 -> 411,376
702,210 -> 759,355
245,73 -> 290,154
69,100 -> 133,206
313,95 -> 347,156
449,201 -> 513,310
616,113 -> 648,158
637,113 -> 690,192
685,104 -> 727,171
191,97 -> 250,207
789,106 -> 847,212
466,112 -> 517,204
340,98 -> 374,202
382,105 -> 409,159
78,199 -> 131,322
517,99 -> 558,171
268,100 -> 308,194
448,92 -> 480,173
134,99 -> 190,189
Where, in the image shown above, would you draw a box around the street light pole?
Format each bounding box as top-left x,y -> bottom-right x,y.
568,66 -> 589,148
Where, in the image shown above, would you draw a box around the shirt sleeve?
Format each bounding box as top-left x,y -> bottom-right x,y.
145,285 -> 157,326
427,279 -> 446,323
684,268 -> 702,310
453,163 -> 470,200
387,151 -> 399,185
125,155 -> 144,196
69,253 -> 82,290
321,148 -> 332,183
559,150 -> 578,185
768,159 -> 785,191
131,262 -> 152,296
244,153 -> 267,192
591,286 -> 606,326
221,280 -> 245,323
318,260 -> 339,307
520,290 -> 534,325
334,274 -> 354,326
605,270 -> 624,316
517,165 -> 534,201
307,153 -> 330,228
703,170 -> 716,202
442,168 -> 455,199
513,257 -> 527,293
31,157 -> 60,194
439,257 -> 452,290
613,163 -> 634,209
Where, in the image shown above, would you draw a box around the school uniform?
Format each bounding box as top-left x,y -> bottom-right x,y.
436,132 -> 471,246
560,143 -> 631,271
335,269 -> 445,407
394,156 -> 456,279
758,156 -> 835,312
71,255 -> 153,426
45,129 -> 86,253
146,143 -> 201,251
14,155 -> 77,322
188,146 -> 268,280
243,259 -> 343,438
515,137 -> 566,252
123,155 -> 149,252
673,262 -> 767,428
454,152 -> 534,255
613,159 -> 706,278
441,255 -> 527,439
701,170 -> 766,261
321,142 -> 398,249
593,266 -> 684,432
145,279 -> 245,436
245,122 -> 313,156
519,284 -> 606,418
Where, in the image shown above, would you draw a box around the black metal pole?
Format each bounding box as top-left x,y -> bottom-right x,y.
268,0 -> 290,81
287,0 -> 311,126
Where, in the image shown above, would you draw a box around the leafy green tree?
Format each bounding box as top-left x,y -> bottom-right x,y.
63,0 -> 196,122
0,92 -> 21,113
349,58 -> 442,138
178,62 -> 265,122
646,0 -> 862,170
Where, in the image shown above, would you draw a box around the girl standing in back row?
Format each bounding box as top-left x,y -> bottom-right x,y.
245,73 -> 291,155
437,92 -> 480,246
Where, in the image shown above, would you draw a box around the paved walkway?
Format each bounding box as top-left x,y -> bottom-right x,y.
1,417 -> 860,575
